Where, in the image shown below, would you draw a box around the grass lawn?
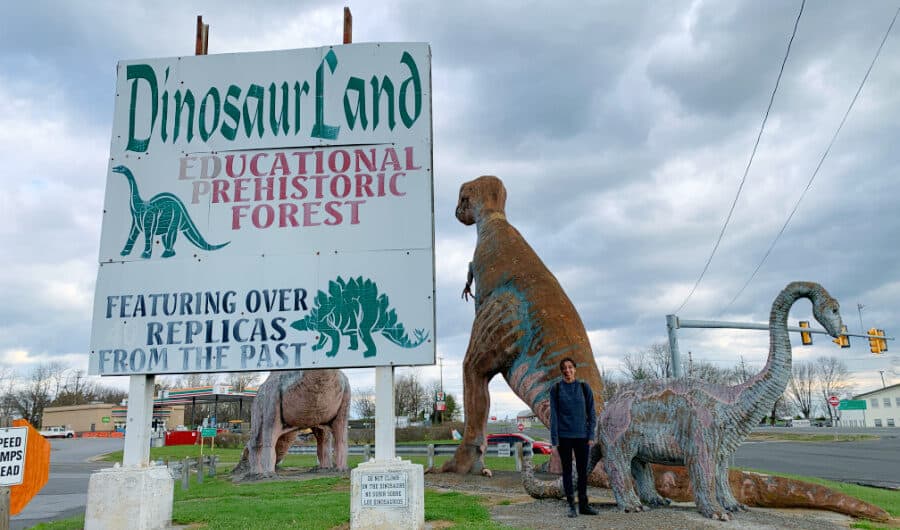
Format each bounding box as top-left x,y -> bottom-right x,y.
746,432 -> 880,442
31,475 -> 510,530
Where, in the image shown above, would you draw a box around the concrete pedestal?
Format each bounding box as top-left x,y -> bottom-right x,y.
351,458 -> 424,530
84,465 -> 173,530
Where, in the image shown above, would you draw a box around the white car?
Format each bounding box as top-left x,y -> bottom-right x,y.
40,426 -> 75,438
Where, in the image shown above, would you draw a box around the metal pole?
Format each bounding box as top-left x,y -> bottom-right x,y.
666,315 -> 682,378
858,303 -> 865,335
374,366 -> 396,461
123,374 -> 155,467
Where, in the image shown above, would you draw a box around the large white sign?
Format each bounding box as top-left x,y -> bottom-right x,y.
0,427 -> 27,486
90,43 -> 434,375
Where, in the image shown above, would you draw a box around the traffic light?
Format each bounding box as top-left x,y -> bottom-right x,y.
869,328 -> 881,354
833,325 -> 850,348
799,321 -> 813,345
878,329 -> 888,352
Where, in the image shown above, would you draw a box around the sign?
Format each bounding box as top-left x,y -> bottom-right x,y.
517,423 -> 525,432
435,401 -> 445,411
90,43 -> 435,376
101,416 -> 111,423
497,442 -> 511,457
828,395 -> 840,407
0,427 -> 27,486
435,391 -> 444,401
359,471 -> 408,507
200,428 -> 217,438
839,399 -> 867,410
8,420 -> 50,516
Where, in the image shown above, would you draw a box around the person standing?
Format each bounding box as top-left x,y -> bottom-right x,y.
550,357 -> 599,517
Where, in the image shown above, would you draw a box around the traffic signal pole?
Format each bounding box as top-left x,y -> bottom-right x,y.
665,314 -> 894,377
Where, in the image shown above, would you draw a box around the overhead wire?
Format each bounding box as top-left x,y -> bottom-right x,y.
672,0 -> 806,315
722,4 -> 900,312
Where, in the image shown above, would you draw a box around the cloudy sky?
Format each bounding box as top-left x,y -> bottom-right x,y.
2,1 -> 899,420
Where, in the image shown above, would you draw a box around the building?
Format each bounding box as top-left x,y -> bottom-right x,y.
840,383 -> 900,428
42,402 -> 185,433
516,409 -> 537,427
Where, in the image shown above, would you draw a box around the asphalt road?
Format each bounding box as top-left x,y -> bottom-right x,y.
10,438 -> 124,530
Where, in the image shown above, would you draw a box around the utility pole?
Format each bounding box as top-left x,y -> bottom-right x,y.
879,369 -> 886,389
857,303 -> 865,335
688,351 -> 693,378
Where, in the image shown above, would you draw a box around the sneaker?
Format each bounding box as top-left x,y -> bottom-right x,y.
567,504 -> 578,518
579,503 -> 599,515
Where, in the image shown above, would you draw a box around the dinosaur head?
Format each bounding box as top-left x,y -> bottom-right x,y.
809,283 -> 844,338
112,165 -> 131,176
456,175 -> 507,225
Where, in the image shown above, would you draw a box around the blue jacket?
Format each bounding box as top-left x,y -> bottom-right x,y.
549,380 -> 596,446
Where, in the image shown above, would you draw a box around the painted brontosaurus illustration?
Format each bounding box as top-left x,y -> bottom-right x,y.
290,276 -> 429,358
597,282 -> 843,520
112,165 -> 229,258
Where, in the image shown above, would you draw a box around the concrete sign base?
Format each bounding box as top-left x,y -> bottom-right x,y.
85,465 -> 173,530
351,458 -> 424,530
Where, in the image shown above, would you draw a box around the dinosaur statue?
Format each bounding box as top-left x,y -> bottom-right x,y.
520,281 -> 890,522
112,165 -> 229,259
290,276 -> 429,358
440,175 -> 603,475
599,281 -> 842,519
232,369 -> 350,479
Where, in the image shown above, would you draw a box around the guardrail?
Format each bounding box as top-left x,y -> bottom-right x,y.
287,442 -> 535,470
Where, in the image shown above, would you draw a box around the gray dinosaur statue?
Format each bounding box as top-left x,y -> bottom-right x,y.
112,165 -> 229,258
233,369 -> 350,479
290,276 -> 429,358
599,281 -> 842,519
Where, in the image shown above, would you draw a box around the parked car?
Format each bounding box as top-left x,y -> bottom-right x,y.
486,433 -> 552,455
39,426 -> 75,438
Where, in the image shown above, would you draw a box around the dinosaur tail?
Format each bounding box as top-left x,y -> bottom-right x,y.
380,308 -> 429,348
178,202 -> 230,251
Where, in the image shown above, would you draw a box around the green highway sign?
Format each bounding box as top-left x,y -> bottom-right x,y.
839,399 -> 867,410
201,428 -> 217,437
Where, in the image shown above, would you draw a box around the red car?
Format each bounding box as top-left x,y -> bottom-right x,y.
486,433 -> 552,455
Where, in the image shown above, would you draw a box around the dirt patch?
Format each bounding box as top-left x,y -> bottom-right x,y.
426,470 -> 858,530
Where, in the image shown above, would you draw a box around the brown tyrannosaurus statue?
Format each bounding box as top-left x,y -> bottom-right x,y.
233,369 -> 350,479
441,175 -> 603,475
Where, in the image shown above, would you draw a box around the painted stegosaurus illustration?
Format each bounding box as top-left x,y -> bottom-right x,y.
290,276 -> 429,358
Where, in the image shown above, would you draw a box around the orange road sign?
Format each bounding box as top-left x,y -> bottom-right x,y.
9,420 -> 50,515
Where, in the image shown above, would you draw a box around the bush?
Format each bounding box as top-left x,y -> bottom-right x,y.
214,431 -> 249,449
347,422 -> 465,445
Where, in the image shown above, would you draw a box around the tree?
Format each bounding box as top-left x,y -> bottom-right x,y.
394,370 -> 427,420
443,393 -> 459,421
622,342 -> 672,380
788,361 -> 816,419
0,367 -> 17,422
11,364 -> 54,426
816,356 -> 851,422
225,371 -> 260,392
352,387 -> 376,420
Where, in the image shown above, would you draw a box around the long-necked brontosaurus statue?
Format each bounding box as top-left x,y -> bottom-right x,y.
521,281 -> 889,522
112,165 -> 229,258
440,175 -> 603,475
232,369 -> 350,479
598,281 -> 841,519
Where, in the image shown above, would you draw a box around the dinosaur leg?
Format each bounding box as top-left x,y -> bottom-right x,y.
323,329 -> 341,357
274,430 -> 298,468
715,457 -> 747,512
161,222 -> 178,258
632,459 -> 670,507
141,219 -> 154,258
121,223 -> 139,256
244,383 -> 281,479
312,334 -> 328,351
313,426 -> 334,469
604,445 -> 644,512
330,384 -> 351,471
686,446 -> 730,521
347,331 -> 359,351
441,362 -> 490,475
360,328 -> 377,357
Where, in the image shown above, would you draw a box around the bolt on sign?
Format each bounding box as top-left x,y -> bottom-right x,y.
89,43 -> 434,376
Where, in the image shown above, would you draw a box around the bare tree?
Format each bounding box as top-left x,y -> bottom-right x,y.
621,342 -> 672,380
816,356 -> 851,422
788,361 -> 816,419
0,367 -> 17,422
12,364 -> 54,426
599,366 -> 623,404
225,372 -> 260,392
394,371 -> 427,420
352,387 -> 376,420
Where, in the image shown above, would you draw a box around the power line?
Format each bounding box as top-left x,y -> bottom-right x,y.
673,0 -> 806,315
723,5 -> 900,311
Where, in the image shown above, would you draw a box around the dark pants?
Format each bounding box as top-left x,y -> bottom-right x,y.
559,437 -> 589,503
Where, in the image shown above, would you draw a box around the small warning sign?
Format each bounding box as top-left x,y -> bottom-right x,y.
360,471 -> 409,507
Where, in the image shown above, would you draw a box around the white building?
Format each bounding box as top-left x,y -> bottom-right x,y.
841,383 -> 900,428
